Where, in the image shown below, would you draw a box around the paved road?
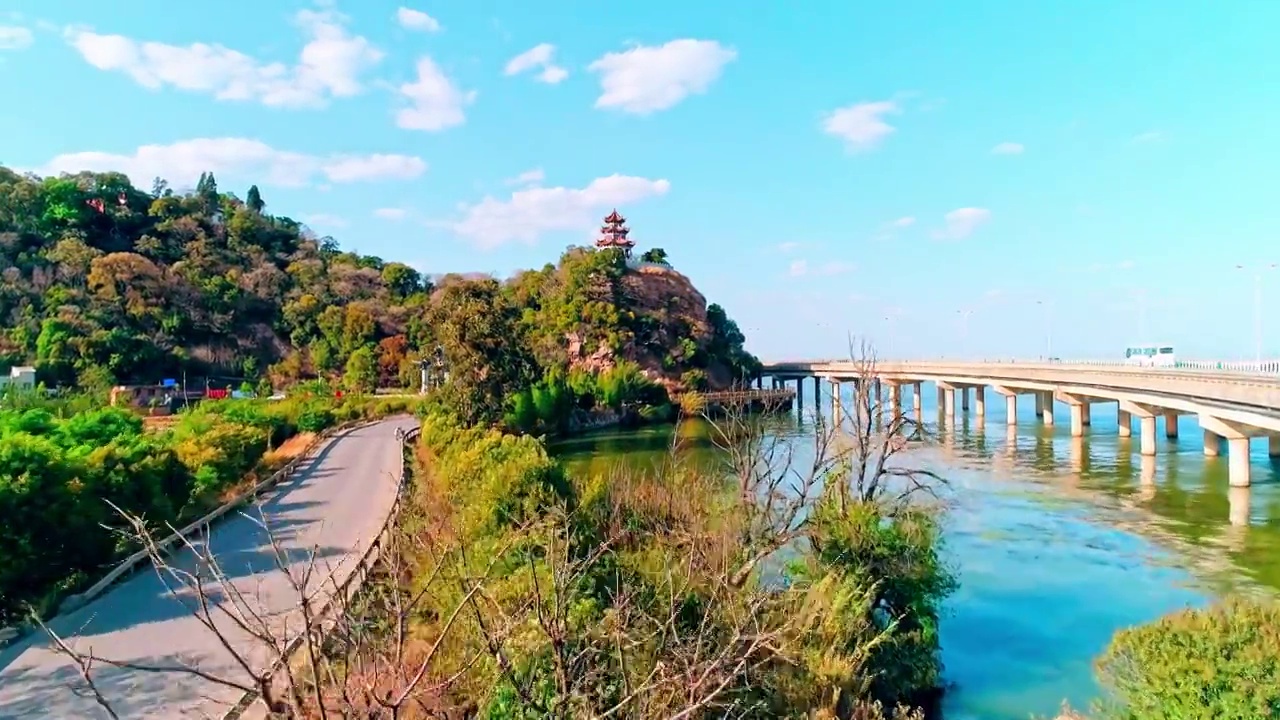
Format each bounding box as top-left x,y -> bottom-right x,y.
0,417 -> 417,720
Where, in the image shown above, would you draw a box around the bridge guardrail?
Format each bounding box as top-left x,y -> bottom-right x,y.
0,418 -> 383,649
765,358 -> 1280,376
228,422 -> 420,720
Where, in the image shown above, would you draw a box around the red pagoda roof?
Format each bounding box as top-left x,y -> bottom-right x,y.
603,209 -> 625,224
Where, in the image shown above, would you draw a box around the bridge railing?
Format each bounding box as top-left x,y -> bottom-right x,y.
766,358 -> 1280,375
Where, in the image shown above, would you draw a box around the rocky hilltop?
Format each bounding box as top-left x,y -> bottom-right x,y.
514,248 -> 756,395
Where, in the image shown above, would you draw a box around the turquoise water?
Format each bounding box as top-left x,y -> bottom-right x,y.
549,386 -> 1280,719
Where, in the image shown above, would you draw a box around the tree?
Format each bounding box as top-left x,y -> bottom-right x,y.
427,278 -> 538,425
640,246 -> 669,264
245,184 -> 264,213
343,346 -> 377,392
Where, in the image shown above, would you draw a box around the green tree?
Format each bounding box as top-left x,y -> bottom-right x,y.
428,279 -> 538,425
343,346 -> 378,393
246,184 -> 265,213
640,247 -> 669,264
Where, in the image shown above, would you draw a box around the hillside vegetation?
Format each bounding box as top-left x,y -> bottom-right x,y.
0,167 -> 757,405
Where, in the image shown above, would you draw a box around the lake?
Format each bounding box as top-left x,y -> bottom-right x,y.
548,387 -> 1280,719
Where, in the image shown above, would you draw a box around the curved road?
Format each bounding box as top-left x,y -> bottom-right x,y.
0,417 -> 418,719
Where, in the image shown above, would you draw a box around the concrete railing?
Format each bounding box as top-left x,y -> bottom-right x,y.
765,358 -> 1280,375
228,421 -> 420,720
0,418 -> 380,649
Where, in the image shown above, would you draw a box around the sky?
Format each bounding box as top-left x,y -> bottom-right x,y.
2,0 -> 1279,363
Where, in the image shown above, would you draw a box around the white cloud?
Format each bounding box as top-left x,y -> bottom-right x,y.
503,43 -> 568,84
888,216 -> 915,228
822,100 -> 899,152
303,213 -> 348,229
932,207 -> 991,240
992,141 -> 1024,155
395,56 -> 474,131
64,9 -> 382,109
396,7 -> 441,32
37,137 -> 426,188
1132,130 -> 1165,144
789,259 -> 855,277
374,207 -> 408,220
452,174 -> 671,249
588,39 -> 736,114
0,25 -> 33,50
505,168 -> 545,186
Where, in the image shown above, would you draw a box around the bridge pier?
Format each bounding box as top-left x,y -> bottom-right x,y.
830,379 -> 841,425
1118,409 -> 1132,437
1140,416 -> 1157,455
1228,438 -> 1251,487
974,386 -> 986,420
1164,411 -> 1179,439
1041,391 -> 1055,426
1081,402 -> 1091,426
1069,403 -> 1085,437
888,382 -> 902,419
961,387 -> 970,412
1204,429 -> 1222,457
795,377 -> 804,412
913,382 -> 923,417
1270,435 -> 1280,457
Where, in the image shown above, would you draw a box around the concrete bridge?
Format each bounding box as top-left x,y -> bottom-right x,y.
760,359 -> 1280,488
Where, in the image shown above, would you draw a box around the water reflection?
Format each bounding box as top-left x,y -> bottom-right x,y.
549,388 -> 1280,720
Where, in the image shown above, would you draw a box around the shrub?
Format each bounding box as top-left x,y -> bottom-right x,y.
1094,597 -> 1280,720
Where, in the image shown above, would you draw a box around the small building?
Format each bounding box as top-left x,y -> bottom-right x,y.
0,366 -> 36,391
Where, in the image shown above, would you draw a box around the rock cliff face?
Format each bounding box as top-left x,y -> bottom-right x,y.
563,263 -> 736,394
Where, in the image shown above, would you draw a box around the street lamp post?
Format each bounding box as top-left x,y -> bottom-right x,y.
1236,263 -> 1277,363
956,309 -> 974,359
1035,300 -> 1053,359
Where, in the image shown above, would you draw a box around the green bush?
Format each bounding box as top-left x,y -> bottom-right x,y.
0,393 -> 412,624
1094,597 -> 1280,720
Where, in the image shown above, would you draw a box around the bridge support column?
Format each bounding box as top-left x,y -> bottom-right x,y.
1081,403 -> 1091,426
961,387 -> 970,412
1228,438 -> 1251,488
1034,393 -> 1043,417
813,376 -> 821,407
1059,392 -> 1086,437
756,376 -> 763,389
913,382 -> 923,415
992,385 -> 1017,425
1269,435 -> 1280,458
1139,416 -> 1157,455
795,377 -> 804,412
1041,391 -> 1055,426
1200,415 -> 1253,487
830,380 -> 841,425
974,386 -> 986,420
888,383 -> 901,419
1164,411 -> 1179,439
1203,429 -> 1222,457
1118,409 -> 1132,437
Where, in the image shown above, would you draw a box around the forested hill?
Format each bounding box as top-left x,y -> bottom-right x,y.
0,167 -> 758,395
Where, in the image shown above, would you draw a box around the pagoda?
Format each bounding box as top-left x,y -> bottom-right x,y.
595,209 -> 635,257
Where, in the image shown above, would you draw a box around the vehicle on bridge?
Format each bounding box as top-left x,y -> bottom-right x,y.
1124,343 -> 1176,367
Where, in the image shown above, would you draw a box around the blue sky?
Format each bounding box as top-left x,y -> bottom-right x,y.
2,0 -> 1278,362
